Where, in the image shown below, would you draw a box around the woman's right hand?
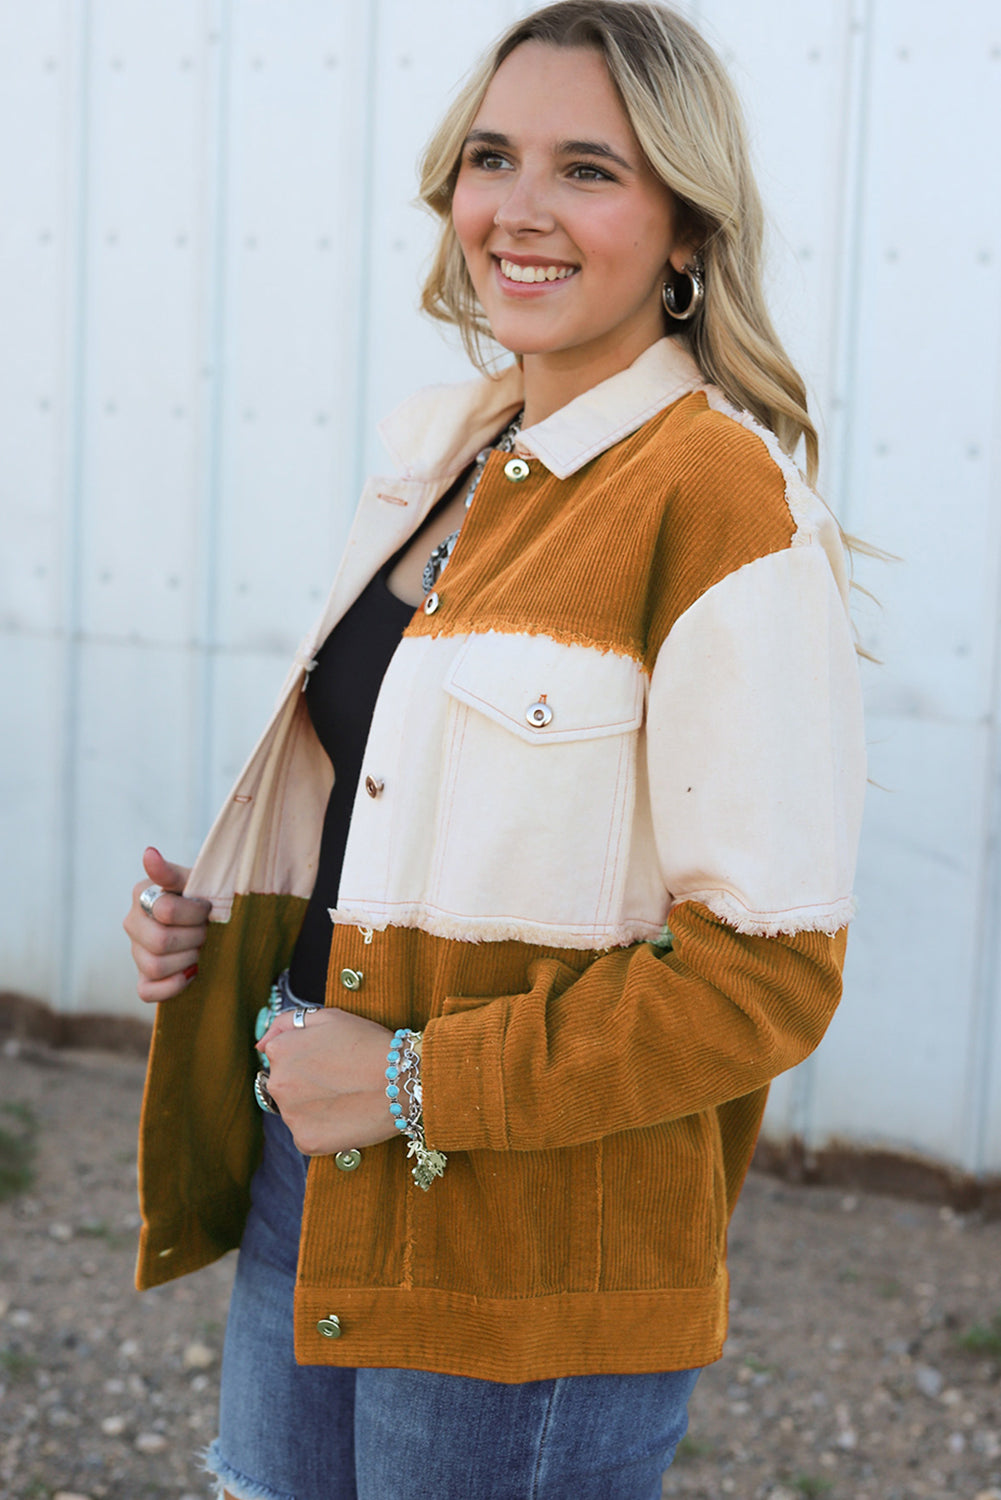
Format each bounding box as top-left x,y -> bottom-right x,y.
123,847 -> 211,1003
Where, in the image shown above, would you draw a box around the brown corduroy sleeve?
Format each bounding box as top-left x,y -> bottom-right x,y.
420,903 -> 846,1153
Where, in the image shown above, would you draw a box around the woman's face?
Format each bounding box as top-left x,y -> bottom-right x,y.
451,42 -> 695,376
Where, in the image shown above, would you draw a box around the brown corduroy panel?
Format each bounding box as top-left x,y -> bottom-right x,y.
421,907 -> 846,1153
135,892 -> 306,1290
404,391 -> 794,670
287,911 -> 845,1381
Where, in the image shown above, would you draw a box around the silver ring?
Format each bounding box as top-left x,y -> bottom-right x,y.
292,1005 -> 321,1030
254,1069 -> 280,1115
139,884 -> 165,917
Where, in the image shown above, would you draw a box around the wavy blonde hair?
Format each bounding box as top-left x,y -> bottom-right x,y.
419,0 -> 820,483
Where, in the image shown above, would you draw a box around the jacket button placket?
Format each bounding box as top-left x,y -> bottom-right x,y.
333,925 -> 374,1181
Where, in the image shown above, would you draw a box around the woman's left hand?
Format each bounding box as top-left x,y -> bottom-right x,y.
258,1008 -> 398,1156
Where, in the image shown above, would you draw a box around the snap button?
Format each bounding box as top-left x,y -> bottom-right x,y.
335,1148 -> 362,1172
364,775 -> 384,798
340,968 -> 363,991
504,456 -> 530,482
526,700 -> 553,728
316,1315 -> 342,1339
423,591 -> 439,615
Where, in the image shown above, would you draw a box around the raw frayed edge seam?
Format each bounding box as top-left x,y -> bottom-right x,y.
331,902 -> 663,950
202,1439 -> 296,1500
702,390 -> 819,549
692,890 -> 857,938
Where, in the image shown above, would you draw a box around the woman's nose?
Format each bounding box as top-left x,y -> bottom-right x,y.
493,172 -> 556,235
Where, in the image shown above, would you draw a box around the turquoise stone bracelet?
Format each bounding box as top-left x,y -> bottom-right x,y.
385,1027 -> 447,1189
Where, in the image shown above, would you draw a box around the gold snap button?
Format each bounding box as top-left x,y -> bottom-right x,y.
340,968 -> 363,991
423,591 -> 439,615
316,1315 -> 342,1339
504,457 -> 530,482
364,775 -> 384,798
526,700 -> 553,728
335,1148 -> 362,1172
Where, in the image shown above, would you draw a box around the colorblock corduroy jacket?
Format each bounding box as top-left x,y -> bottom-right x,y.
136,337 -> 866,1382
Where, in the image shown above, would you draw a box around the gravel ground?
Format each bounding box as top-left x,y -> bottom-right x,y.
0,1040 -> 999,1500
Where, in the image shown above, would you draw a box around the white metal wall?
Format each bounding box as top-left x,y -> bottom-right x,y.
2,1 -> 999,1177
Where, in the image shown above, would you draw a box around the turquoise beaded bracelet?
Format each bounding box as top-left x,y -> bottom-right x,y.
385,1029 -> 409,1131
385,1028 -> 447,1190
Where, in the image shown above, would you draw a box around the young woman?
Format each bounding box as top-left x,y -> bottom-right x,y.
124,5 -> 865,1497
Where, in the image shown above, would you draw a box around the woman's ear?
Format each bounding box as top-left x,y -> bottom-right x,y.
667,242 -> 700,276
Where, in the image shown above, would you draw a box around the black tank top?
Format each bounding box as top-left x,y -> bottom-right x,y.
286,568 -> 414,1002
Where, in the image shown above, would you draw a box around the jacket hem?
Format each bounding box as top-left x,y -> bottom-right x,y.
293,1279 -> 726,1383
135,1205 -> 242,1291
685,889 -> 857,937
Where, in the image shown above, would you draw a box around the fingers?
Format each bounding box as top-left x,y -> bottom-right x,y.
124,846 -> 211,1004
130,881 -> 211,931
139,848 -> 209,927
135,964 -> 201,1005
124,882 -> 209,945
257,1008 -> 306,1046
142,845 -> 191,893
128,926 -> 203,975
257,1005 -> 349,1055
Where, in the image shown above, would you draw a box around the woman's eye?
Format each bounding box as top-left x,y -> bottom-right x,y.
569,163 -> 613,183
468,149 -> 509,171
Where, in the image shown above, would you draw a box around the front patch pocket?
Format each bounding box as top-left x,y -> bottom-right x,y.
428,631 -> 646,944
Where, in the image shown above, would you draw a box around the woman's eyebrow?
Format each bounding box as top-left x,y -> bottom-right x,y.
556,138 -> 635,171
463,128 -> 634,173
463,129 -> 511,149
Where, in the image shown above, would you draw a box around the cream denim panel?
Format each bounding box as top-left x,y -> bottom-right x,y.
182,475 -> 451,919
332,632 -> 663,949
647,542 -> 866,937
184,687 -> 333,921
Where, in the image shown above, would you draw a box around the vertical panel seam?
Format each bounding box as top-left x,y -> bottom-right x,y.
58,0 -> 94,1010
825,0 -> 875,537
967,316 -> 1001,1176
196,0 -> 233,839
350,1 -> 381,508
795,0 -> 872,1149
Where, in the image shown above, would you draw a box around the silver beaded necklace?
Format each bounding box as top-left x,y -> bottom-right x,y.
422,409 -> 524,595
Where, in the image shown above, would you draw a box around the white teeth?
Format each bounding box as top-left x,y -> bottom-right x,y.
499,258 -> 575,284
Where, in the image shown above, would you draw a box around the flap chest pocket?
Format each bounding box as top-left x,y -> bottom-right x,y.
443,632 -> 645,746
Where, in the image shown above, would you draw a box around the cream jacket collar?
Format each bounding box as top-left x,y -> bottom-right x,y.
378,336 -> 705,483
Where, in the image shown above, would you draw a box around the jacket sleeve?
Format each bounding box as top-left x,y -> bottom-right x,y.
420,533 -> 866,1153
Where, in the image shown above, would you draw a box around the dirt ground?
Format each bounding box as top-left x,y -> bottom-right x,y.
0,1040 -> 999,1500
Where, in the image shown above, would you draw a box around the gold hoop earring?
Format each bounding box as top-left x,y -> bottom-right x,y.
662,258 -> 704,321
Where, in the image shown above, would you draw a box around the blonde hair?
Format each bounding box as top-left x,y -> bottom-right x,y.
419,0 -> 820,483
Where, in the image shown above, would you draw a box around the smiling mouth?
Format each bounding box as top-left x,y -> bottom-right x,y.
498,258 -> 577,284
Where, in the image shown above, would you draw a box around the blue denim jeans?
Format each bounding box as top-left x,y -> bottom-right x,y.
206,1111 -> 700,1500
